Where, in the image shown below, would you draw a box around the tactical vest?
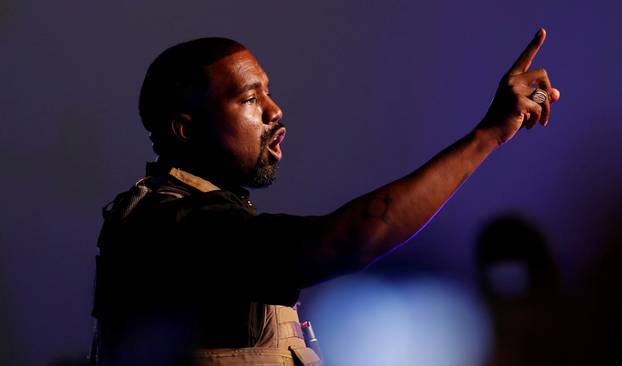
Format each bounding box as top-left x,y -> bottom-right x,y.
91,167 -> 322,366
195,305 -> 321,366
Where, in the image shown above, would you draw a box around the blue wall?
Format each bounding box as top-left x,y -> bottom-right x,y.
1,0 -> 620,364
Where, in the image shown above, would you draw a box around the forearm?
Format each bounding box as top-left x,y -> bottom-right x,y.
317,127 -> 499,270
304,29 -> 559,281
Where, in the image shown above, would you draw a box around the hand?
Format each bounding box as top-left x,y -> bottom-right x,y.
477,28 -> 561,146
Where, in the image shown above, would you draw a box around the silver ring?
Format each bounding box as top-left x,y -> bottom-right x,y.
530,88 -> 548,104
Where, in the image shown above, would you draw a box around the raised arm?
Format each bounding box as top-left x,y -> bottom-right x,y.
308,28 -> 561,279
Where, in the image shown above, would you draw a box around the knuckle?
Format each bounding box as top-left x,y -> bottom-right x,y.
539,68 -> 552,86
535,104 -> 543,114
515,103 -> 526,115
503,73 -> 519,85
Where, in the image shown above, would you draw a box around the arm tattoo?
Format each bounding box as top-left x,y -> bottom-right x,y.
363,195 -> 392,224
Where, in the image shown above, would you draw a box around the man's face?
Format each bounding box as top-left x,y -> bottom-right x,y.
193,50 -> 285,187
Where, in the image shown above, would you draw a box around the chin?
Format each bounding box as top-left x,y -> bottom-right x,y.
245,162 -> 278,188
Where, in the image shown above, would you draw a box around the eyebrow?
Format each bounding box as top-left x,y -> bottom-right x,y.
235,81 -> 263,95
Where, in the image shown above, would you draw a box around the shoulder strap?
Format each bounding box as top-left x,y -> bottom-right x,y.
169,167 -> 220,193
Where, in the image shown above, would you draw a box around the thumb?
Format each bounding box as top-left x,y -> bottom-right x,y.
549,88 -> 561,103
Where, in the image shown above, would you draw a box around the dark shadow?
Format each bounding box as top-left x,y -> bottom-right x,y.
0,233 -> 17,365
577,207 -> 622,365
50,356 -> 89,366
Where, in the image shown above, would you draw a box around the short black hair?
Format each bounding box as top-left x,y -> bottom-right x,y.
138,37 -> 247,155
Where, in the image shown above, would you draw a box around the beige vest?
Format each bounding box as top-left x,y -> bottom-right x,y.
194,305 -> 322,366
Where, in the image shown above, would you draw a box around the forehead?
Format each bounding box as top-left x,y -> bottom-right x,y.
203,50 -> 269,96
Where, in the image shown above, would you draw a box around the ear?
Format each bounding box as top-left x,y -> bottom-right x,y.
170,113 -> 193,142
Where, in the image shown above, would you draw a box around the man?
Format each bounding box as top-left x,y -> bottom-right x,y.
91,30 -> 560,365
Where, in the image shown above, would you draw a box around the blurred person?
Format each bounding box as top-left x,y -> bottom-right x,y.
477,214 -> 560,301
476,214 -> 563,365
91,30 -> 560,365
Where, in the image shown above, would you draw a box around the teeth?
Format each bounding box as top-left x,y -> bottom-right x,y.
270,129 -> 285,145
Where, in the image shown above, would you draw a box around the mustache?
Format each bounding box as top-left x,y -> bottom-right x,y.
261,122 -> 286,146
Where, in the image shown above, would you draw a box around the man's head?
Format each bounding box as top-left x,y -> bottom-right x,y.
139,37 -> 285,188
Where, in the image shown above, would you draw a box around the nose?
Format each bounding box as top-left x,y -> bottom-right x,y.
264,95 -> 283,125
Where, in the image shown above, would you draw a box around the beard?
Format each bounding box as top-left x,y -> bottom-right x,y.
245,122 -> 284,188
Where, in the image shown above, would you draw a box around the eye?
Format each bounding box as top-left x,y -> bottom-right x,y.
243,96 -> 257,105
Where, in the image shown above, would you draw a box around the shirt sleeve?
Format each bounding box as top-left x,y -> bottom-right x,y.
178,191 -> 324,305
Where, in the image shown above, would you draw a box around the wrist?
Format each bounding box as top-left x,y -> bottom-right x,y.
471,126 -> 502,153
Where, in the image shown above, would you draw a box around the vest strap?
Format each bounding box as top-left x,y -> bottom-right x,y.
279,321 -> 304,340
194,347 -> 296,366
289,346 -> 323,366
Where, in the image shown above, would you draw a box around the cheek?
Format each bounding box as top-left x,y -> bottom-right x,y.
218,109 -> 264,159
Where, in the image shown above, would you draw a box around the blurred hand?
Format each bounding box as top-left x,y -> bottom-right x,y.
477,28 -> 561,146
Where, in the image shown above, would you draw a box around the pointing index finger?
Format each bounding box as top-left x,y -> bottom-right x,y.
509,28 -> 546,75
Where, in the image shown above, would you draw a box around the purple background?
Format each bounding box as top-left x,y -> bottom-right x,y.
1,0 -> 621,364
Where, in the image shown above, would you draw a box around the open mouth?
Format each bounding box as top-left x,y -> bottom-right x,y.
267,127 -> 286,161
